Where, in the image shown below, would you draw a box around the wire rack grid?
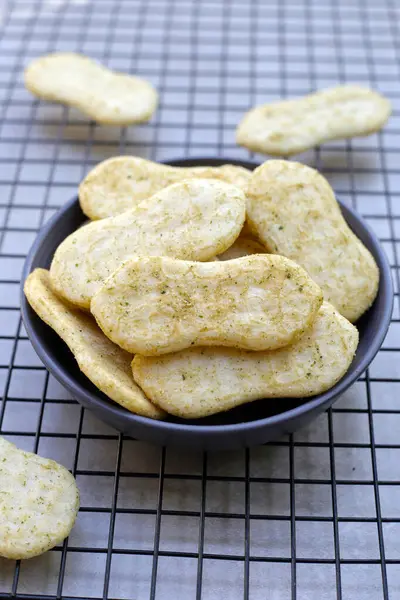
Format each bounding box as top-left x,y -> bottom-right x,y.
0,0 -> 400,598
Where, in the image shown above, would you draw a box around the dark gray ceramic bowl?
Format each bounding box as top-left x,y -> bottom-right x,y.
21,158 -> 393,450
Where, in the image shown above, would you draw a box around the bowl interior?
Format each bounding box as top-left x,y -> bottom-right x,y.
21,159 -> 393,432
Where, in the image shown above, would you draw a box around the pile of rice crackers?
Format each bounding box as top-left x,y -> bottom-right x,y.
25,156 -> 379,423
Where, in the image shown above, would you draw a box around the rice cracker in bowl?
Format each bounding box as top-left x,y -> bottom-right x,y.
246,160 -> 379,322
91,254 -> 323,355
132,302 -> 359,420
79,156 -> 251,220
24,268 -> 164,419
0,437 -> 79,560
50,179 -> 246,309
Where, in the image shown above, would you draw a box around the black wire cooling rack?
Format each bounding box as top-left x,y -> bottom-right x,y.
1,0 -> 400,598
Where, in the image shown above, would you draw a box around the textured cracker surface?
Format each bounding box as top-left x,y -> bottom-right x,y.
50,179 -> 246,308
24,269 -> 164,419
132,302 -> 359,419
236,85 -> 391,155
246,160 -> 379,322
0,436 -> 79,560
217,236 -> 266,260
79,156 -> 251,220
91,255 -> 322,355
24,53 -> 158,125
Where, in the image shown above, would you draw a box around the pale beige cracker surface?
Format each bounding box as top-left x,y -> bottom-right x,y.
24,53 -> 158,125
246,160 -> 379,322
24,269 -> 164,419
236,85 -> 391,156
91,255 -> 322,355
217,236 -> 266,260
132,302 -> 359,419
50,179 -> 246,308
79,156 -> 251,220
0,436 -> 79,560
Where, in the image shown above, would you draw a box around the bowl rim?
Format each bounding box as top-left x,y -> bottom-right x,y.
20,157 -> 394,438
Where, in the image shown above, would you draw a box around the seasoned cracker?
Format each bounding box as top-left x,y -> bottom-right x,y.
91,255 -> 322,355
132,302 -> 359,419
24,53 -> 158,125
24,269 -> 164,419
236,85 -> 391,155
50,179 -> 246,308
246,160 -> 379,322
79,156 -> 251,220
0,436 -> 79,560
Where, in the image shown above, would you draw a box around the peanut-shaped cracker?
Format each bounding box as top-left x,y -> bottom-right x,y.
79,156 -> 251,220
24,53 -> 158,125
50,179 -> 246,308
246,160 -> 379,322
0,436 -> 79,559
132,302 -> 359,419
91,255 -> 323,355
217,236 -> 266,260
236,85 -> 391,156
24,269 -> 165,419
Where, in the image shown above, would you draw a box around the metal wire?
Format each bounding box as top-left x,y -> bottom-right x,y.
0,0 -> 400,598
